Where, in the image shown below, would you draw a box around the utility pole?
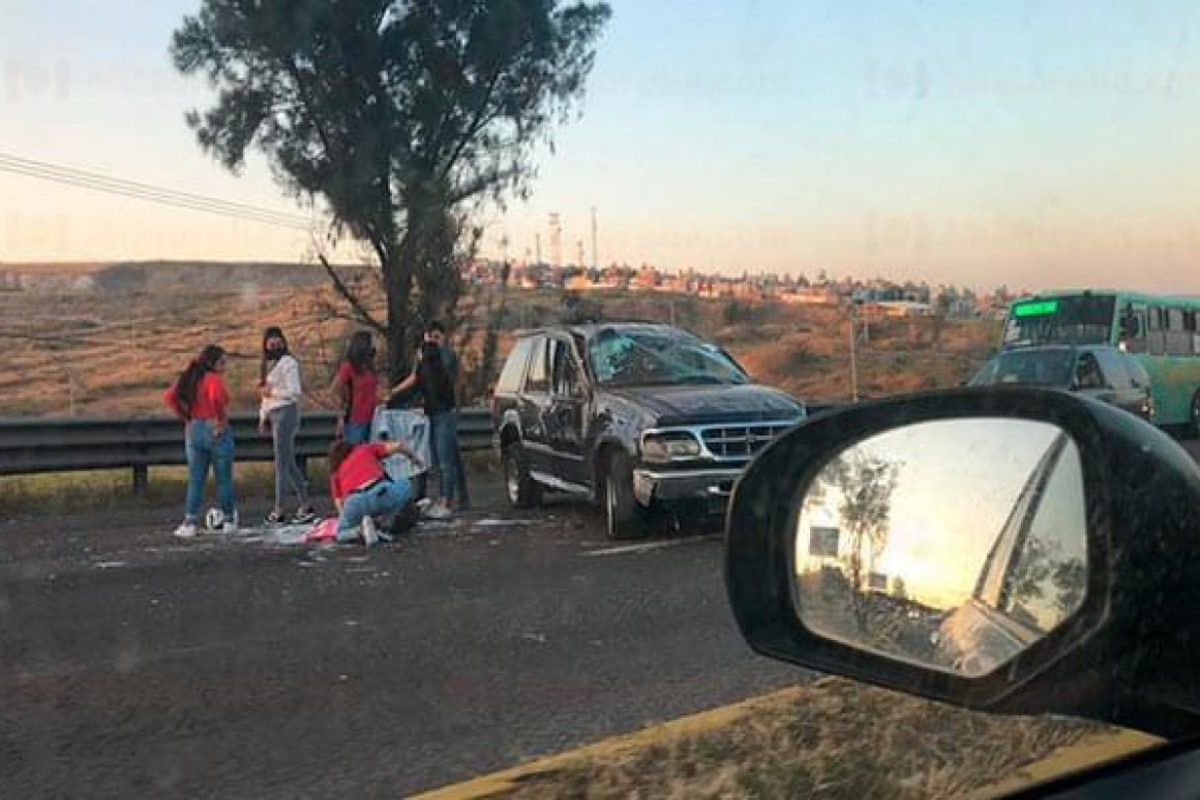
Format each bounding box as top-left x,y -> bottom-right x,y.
849,301 -> 860,403
535,234 -> 541,266
591,206 -> 598,271
548,212 -> 562,268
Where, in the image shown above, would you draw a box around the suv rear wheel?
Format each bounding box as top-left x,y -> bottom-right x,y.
503,442 -> 541,508
603,450 -> 645,540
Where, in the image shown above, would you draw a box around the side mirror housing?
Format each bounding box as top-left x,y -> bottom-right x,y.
725,388 -> 1200,739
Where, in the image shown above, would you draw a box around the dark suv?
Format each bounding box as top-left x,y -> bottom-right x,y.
491,322 -> 807,538
969,344 -> 1155,423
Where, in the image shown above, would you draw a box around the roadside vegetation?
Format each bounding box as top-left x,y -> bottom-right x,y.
503,678 -> 1109,800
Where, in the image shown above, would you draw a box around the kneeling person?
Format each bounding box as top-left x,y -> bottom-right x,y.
329,439 -> 422,546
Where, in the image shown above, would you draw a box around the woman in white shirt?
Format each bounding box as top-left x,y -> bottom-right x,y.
259,326 -> 316,525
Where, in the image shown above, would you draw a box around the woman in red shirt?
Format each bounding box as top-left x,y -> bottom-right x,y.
328,438 -> 422,545
163,344 -> 237,538
331,331 -> 380,445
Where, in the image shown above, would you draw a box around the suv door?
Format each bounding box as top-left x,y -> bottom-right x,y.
1092,349 -> 1143,419
519,335 -> 553,473
545,336 -> 589,486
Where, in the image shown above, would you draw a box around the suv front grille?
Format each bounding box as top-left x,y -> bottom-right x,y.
701,421 -> 796,460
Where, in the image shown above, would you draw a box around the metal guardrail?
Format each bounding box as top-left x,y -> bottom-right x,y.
0,403 -> 846,494
0,408 -> 494,494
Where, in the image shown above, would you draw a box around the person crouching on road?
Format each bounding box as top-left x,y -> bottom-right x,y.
258,326 -> 316,525
328,439 -> 423,546
163,344 -> 237,538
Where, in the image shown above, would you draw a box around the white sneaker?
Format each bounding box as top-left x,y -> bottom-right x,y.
220,511 -> 239,535
174,521 -> 198,538
425,503 -> 452,520
361,516 -> 379,547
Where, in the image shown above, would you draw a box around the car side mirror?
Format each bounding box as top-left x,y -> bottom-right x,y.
724,388 -> 1200,740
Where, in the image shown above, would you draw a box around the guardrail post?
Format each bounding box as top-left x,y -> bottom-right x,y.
132,464 -> 149,497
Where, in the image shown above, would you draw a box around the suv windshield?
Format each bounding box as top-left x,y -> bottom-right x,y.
587,329 -> 749,387
971,350 -> 1075,389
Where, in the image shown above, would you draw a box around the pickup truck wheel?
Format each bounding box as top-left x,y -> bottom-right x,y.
603,451 -> 644,540
503,443 -> 540,509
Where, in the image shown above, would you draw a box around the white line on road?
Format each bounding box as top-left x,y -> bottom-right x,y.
582,539 -> 697,557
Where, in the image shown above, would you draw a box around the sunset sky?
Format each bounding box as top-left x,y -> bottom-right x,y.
3,1 -> 1199,292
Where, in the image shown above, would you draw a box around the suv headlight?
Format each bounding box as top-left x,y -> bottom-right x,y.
641,432 -> 702,463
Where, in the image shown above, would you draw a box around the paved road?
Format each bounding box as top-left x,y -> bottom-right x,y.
5,437 -> 1199,798
1,483 -> 800,798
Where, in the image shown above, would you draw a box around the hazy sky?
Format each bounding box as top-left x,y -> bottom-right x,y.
3,1 -> 1199,291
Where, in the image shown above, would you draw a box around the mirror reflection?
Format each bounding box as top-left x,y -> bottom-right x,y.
793,418 -> 1088,678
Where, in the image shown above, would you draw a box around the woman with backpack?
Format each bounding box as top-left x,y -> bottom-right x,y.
258,326 -> 316,525
163,344 -> 237,538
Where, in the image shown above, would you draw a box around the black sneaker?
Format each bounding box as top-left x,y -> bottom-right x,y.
265,511 -> 286,526
291,507 -> 318,525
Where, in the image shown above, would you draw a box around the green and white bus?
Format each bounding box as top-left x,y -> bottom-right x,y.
1002,290 -> 1200,434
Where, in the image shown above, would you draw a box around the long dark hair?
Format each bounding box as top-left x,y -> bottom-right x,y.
259,326 -> 290,384
328,440 -> 355,474
345,331 -> 376,374
175,344 -> 226,417
422,339 -> 454,402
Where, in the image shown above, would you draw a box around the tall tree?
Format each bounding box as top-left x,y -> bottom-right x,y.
171,0 -> 611,379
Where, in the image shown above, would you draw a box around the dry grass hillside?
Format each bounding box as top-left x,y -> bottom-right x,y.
0,263 -> 1000,418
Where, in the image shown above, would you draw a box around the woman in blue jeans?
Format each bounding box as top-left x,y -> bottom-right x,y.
328,439 -> 422,545
388,326 -> 460,519
163,344 -> 237,538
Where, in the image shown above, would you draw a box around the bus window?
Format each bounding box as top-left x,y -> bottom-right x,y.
1148,306 -> 1167,356
1167,308 -> 1192,356
1122,304 -> 1148,354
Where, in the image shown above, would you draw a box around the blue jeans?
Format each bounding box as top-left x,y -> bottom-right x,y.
429,410 -> 460,503
336,476 -> 412,542
342,422 -> 370,445
184,419 -> 236,521
270,404 -> 309,510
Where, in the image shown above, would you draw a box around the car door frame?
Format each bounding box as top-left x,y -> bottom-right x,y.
543,333 -> 592,487
517,334 -> 554,473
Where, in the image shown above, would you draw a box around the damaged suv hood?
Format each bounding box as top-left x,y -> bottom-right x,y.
607,384 -> 805,427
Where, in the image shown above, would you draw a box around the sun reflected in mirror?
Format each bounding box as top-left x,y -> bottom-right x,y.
794,418 -> 1088,677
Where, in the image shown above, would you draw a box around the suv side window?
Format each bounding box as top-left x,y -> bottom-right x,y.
550,339 -> 583,397
497,338 -> 535,394
1073,353 -> 1103,390
1093,350 -> 1129,389
525,336 -> 550,393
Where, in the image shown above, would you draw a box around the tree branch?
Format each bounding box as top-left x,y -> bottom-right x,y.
316,250 -> 386,334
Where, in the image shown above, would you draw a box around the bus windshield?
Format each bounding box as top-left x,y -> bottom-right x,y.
1002,294 -> 1116,349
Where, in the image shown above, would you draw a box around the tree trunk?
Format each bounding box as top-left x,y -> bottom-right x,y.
385,244 -> 415,384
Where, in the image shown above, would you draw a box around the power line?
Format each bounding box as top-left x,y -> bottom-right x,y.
0,152 -> 317,231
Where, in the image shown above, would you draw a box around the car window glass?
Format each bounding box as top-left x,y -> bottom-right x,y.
1074,354 -> 1103,390
997,443 -> 1088,634
551,340 -> 582,397
496,338 -> 535,394
525,337 -> 549,393
1094,351 -> 1130,388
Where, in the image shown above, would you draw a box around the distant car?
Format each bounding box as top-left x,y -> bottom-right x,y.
490,322 -> 806,538
969,345 -> 1154,422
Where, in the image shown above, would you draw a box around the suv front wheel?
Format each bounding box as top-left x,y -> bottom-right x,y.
603,450 -> 645,540
503,442 -> 541,509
